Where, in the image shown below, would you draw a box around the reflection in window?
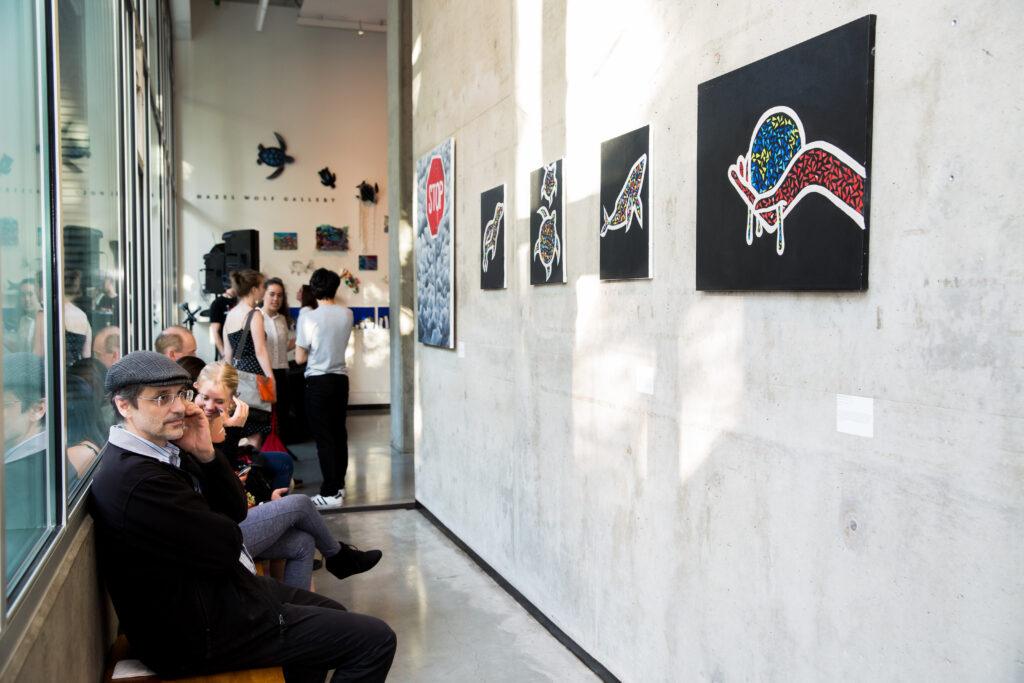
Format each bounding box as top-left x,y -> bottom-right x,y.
1,1 -> 55,590
58,0 -> 121,494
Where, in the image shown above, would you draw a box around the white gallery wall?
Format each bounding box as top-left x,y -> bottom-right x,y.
174,1 -> 389,403
410,2 -> 1024,681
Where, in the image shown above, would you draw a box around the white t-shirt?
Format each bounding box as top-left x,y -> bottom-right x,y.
295,304 -> 353,377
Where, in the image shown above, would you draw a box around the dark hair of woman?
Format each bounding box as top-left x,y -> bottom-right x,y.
229,269 -> 264,298
297,284 -> 318,310
263,277 -> 292,327
176,355 -> 207,382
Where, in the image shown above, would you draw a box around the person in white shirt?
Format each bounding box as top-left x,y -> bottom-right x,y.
295,269 -> 353,510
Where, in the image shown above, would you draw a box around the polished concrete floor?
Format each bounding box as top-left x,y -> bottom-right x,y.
288,409 -> 598,682
289,408 -> 415,507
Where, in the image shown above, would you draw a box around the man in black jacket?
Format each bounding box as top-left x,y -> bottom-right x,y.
90,351 -> 395,682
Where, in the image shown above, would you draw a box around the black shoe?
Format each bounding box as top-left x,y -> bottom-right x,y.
325,543 -> 382,580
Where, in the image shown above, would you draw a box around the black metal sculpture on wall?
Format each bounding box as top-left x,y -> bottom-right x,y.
256,132 -> 294,180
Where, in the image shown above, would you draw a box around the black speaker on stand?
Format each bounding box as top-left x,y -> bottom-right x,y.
223,229 -> 260,273
202,243 -> 227,294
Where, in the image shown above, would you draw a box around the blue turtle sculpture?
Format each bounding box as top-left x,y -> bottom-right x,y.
257,132 -> 294,180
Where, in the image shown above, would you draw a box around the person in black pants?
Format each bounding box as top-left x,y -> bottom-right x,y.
295,269 -> 354,509
90,351 -> 395,682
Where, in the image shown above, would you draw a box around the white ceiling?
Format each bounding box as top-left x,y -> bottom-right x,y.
172,0 -> 387,39
299,0 -> 386,26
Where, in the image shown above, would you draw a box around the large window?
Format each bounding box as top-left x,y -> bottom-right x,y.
57,0 -> 122,499
1,0 -> 57,595
0,0 -> 178,629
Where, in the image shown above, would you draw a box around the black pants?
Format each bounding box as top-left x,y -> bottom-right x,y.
305,373 -> 349,495
272,368 -> 293,442
198,576 -> 396,683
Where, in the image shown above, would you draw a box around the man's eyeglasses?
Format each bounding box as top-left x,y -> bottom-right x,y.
138,389 -> 194,408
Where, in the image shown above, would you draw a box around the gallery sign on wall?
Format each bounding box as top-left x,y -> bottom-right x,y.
600,125 -> 651,280
530,159 -> 567,285
415,138 -> 456,348
696,15 -> 875,291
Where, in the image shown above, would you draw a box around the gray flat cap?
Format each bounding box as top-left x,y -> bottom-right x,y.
105,350 -> 191,393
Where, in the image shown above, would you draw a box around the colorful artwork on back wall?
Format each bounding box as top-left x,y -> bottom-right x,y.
530,159 -> 566,285
600,125 -> 651,280
415,138 -> 455,348
341,268 -> 360,293
696,16 -> 875,291
480,184 -> 506,290
273,232 -> 297,250
315,224 -> 349,251
358,255 -> 378,271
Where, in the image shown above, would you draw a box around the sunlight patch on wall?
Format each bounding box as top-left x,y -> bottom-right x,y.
676,298 -> 745,485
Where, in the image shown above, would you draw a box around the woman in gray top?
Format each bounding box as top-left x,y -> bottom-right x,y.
295,268 -> 353,509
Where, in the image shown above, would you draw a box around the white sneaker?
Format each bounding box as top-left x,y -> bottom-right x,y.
310,492 -> 344,510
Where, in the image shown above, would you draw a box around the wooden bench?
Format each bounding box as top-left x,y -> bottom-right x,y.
104,634 -> 285,683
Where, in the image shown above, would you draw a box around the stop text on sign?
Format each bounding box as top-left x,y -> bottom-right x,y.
426,156 -> 445,237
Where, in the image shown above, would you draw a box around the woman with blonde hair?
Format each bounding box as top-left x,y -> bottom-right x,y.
192,360 -> 380,589
194,361 -> 291,489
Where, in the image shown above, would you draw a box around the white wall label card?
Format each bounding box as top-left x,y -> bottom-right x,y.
837,393 -> 873,438
636,366 -> 654,395
457,341 -> 466,358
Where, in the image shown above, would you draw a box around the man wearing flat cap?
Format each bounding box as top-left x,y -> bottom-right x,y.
90,351 -> 396,682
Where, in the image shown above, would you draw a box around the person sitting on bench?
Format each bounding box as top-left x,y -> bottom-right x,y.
90,351 -> 396,682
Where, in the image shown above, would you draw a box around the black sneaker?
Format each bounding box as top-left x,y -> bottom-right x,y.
325,543 -> 382,580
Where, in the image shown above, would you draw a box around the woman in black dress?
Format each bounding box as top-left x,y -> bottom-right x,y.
222,269 -> 275,441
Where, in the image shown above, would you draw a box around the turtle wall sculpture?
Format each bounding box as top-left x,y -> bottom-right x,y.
256,132 -> 294,180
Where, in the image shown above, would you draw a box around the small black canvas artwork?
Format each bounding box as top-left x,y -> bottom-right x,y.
530,159 -> 566,285
696,16 -> 875,291
480,184 -> 506,289
600,125 -> 651,280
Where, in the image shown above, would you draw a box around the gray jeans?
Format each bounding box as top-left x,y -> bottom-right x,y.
240,494 -> 341,588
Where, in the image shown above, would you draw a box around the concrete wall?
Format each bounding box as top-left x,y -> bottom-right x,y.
0,517 -> 115,683
174,1 -> 390,403
410,2 -> 1024,681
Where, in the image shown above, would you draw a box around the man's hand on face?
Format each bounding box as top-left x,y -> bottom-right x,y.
173,400 -> 216,462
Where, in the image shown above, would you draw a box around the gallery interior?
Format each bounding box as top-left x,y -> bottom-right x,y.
0,0 -> 1021,681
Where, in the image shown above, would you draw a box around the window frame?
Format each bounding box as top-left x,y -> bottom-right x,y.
0,0 -> 178,654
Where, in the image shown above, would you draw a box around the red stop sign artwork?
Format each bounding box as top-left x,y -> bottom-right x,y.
426,156 -> 445,237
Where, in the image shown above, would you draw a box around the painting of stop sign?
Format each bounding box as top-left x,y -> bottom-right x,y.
696,16 -> 875,290
415,138 -> 456,348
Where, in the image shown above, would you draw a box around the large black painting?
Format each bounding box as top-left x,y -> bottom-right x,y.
480,184 -> 506,289
600,125 -> 651,280
696,16 -> 875,291
530,159 -> 566,285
